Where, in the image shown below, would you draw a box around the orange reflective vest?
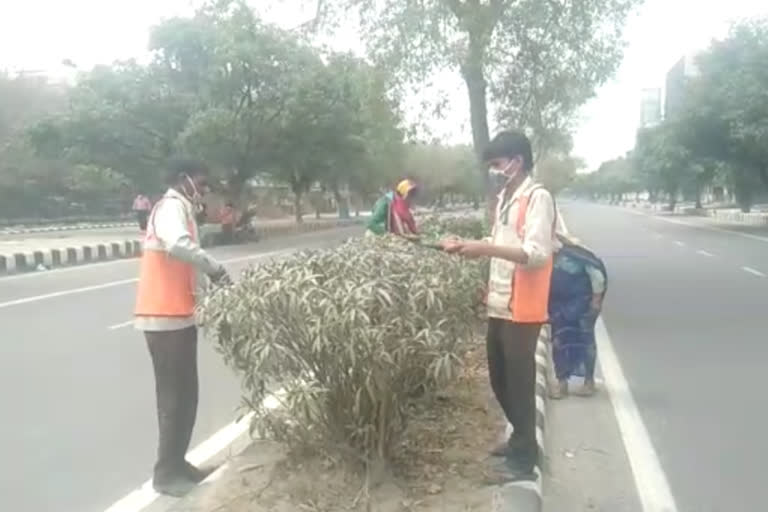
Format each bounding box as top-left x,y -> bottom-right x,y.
508,186 -> 554,323
135,198 -> 197,318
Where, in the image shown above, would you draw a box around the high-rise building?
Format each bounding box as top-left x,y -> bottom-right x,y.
664,54 -> 701,119
639,88 -> 662,128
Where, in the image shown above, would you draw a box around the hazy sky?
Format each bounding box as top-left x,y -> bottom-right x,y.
1,0 -> 766,169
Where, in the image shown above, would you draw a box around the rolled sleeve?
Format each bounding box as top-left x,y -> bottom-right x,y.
521,189 -> 555,267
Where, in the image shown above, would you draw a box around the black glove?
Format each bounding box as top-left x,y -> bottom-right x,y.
209,266 -> 232,286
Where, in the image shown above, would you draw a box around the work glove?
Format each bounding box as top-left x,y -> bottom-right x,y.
209,266 -> 232,286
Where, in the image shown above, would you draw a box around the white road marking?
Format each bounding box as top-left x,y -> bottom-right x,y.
102,412 -> 255,512
595,318 -> 679,512
0,249 -> 295,312
0,279 -> 139,310
653,233 -> 664,240
673,240 -> 685,247
640,210 -> 768,243
742,266 -> 766,278
108,320 -> 135,330
696,250 -> 715,257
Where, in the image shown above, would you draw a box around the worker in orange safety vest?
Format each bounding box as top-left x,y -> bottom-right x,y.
134,158 -> 230,496
441,130 -> 557,481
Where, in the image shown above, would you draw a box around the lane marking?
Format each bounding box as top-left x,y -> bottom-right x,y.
696,250 -> 715,257
0,279 -> 139,310
108,320 -> 134,330
742,266 -> 766,278
105,388 -> 287,512
630,208 -> 768,243
595,318 -> 679,512
103,412 -> 255,512
0,249 -> 295,312
673,240 -> 685,247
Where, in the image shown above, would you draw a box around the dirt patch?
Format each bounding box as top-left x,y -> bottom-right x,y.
181,341 -> 507,512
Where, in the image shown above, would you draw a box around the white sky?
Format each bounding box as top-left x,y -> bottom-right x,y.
1,0 -> 766,168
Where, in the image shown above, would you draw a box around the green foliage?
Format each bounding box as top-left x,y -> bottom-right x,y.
418,214 -> 487,241
313,0 -> 641,196
199,228 -> 485,462
403,143 -> 482,205
535,155 -> 584,195
582,18 -> 768,211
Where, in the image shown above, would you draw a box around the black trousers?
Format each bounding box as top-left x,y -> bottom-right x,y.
137,210 -> 149,231
487,318 -> 542,452
145,327 -> 199,480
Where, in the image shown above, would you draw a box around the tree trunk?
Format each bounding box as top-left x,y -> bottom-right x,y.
293,189 -> 304,224
461,55 -> 491,203
332,184 -> 350,219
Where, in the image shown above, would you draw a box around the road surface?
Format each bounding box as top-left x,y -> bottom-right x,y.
0,226 -> 362,512
552,201 -> 768,512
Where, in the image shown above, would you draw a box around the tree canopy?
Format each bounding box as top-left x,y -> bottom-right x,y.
579,18 -> 768,212
312,0 -> 640,195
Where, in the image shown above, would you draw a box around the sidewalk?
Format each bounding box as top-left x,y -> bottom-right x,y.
543,376 -> 642,512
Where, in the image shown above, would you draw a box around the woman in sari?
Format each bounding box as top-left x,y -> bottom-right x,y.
365,179 -> 419,239
548,234 -> 607,398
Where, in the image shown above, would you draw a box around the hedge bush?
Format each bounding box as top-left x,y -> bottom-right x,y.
199,233 -> 486,463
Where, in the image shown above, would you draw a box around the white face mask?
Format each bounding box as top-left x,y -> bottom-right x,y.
489,160 -> 520,188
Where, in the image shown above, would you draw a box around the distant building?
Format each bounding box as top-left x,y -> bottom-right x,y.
639,88 -> 662,128
664,54 -> 701,120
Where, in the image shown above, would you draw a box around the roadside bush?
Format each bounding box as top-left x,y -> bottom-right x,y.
199,234 -> 485,465
419,214 -> 487,241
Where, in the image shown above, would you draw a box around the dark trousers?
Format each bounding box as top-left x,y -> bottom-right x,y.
137,210 -> 149,231
487,318 -> 542,455
145,327 -> 199,481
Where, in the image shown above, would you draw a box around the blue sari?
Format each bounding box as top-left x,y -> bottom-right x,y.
548,243 -> 607,381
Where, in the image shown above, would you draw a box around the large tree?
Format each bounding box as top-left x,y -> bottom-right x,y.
310,0 -> 641,197
672,18 -> 768,211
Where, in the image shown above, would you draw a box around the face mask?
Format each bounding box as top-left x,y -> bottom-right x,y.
488,160 -> 520,188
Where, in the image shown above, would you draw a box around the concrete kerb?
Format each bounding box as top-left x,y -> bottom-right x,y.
0,221 -> 135,235
0,219 -> 364,275
490,326 -> 550,512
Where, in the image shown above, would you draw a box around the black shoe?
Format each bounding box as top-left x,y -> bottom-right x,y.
485,457 -> 536,485
152,472 -> 196,497
182,461 -> 217,483
489,433 -> 528,457
506,442 -> 538,475
489,440 -> 511,457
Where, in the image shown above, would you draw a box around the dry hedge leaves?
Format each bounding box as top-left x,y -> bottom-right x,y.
200,217 -> 487,463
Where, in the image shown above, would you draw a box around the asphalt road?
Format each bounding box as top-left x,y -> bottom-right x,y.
561,201 -> 768,512
0,226 -> 362,512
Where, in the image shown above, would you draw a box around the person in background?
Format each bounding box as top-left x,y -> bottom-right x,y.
134,159 -> 230,496
219,201 -> 237,244
365,179 -> 420,239
441,130 -> 556,480
132,193 -> 152,232
389,179 -> 420,239
548,234 -> 607,398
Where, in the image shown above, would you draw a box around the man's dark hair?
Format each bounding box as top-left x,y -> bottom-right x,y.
166,158 -> 209,185
482,130 -> 534,172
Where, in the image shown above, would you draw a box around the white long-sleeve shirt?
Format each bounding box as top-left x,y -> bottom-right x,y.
134,188 -> 223,331
486,177 -> 558,320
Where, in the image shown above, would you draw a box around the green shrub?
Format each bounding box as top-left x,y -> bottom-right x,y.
418,213 -> 488,241
199,234 -> 486,463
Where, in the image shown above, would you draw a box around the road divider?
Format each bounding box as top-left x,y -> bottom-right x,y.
0,218 -> 364,277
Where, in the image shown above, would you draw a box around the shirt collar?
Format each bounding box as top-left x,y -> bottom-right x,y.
496,175 -> 533,203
